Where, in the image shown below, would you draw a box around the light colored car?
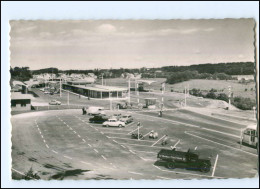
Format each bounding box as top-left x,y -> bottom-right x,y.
49,99 -> 61,105
120,115 -> 133,123
87,106 -> 105,116
44,91 -> 50,94
103,119 -> 126,128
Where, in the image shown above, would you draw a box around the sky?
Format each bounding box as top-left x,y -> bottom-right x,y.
10,19 -> 255,70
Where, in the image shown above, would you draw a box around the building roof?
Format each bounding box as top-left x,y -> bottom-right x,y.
67,84 -> 128,92
11,92 -> 32,100
136,79 -> 157,85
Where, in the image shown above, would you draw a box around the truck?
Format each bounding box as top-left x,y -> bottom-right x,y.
157,149 -> 211,173
241,124 -> 258,148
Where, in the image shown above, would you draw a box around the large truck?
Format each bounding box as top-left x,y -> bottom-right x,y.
241,124 -> 258,148
157,149 -> 211,172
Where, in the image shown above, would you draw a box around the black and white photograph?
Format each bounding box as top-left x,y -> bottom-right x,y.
9,18 -> 258,181
2,2 -> 259,188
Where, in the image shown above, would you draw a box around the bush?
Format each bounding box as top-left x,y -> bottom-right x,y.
217,93 -> 229,102
206,92 -> 217,99
232,97 -> 256,110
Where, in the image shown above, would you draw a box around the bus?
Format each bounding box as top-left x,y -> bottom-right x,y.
241,124 -> 258,148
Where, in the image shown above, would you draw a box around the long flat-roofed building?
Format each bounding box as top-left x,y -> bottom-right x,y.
62,84 -> 128,99
11,92 -> 32,111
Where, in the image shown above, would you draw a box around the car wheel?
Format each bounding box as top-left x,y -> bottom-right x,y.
106,125 -> 109,127
118,124 -> 122,128
200,163 -> 210,173
167,162 -> 175,169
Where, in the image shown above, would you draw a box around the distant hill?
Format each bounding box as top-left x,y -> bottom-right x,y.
161,62 -> 254,75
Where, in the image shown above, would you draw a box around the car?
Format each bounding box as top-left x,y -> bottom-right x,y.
102,119 -> 126,128
44,91 -> 50,94
87,106 -> 105,116
120,115 -> 133,123
157,148 -> 211,172
131,133 -> 143,139
89,115 -> 109,124
111,113 -> 122,120
49,100 -> 61,105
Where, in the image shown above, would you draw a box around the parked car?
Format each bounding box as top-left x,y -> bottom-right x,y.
44,91 -> 50,94
103,119 -> 125,127
120,115 -> 133,123
157,148 -> 211,172
89,115 -> 109,124
87,106 -> 105,116
131,133 -> 143,139
49,100 -> 61,105
111,113 -> 122,120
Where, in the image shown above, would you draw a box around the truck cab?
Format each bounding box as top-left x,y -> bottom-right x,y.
242,124 -> 258,148
157,148 -> 211,173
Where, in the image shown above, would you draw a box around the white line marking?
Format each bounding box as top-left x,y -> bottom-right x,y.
200,127 -> 240,138
52,150 -> 58,154
41,135 -> 44,139
211,154 -> 219,177
171,140 -> 180,149
82,139 -> 86,142
78,135 -> 81,138
129,150 -> 136,154
88,144 -> 92,147
94,149 -> 99,153
156,176 -> 172,180
102,132 -> 130,135
39,131 -> 41,134
118,142 -> 171,149
73,131 -> 77,134
128,171 -> 143,176
11,168 -> 37,180
152,165 -> 224,179
108,136 -> 154,143
142,131 -> 153,138
101,132 -> 104,134
128,126 -> 143,134
194,146 -> 197,150
43,140 -> 46,143
64,155 -> 72,160
185,131 -> 257,156
101,155 -> 107,160
151,135 -> 166,146
121,145 -> 126,149
126,122 -> 135,127
113,140 -> 118,144
80,161 -> 91,165
132,150 -> 157,154
46,144 -> 49,148
70,128 -> 73,130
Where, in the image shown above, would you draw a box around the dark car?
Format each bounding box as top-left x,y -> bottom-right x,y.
89,115 -> 109,124
157,149 -> 211,173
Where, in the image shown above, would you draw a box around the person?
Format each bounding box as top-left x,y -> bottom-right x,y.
137,121 -> 141,127
161,135 -> 168,146
82,107 -> 85,115
149,130 -> 154,138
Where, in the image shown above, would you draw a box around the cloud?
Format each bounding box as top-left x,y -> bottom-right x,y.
96,24 -> 117,33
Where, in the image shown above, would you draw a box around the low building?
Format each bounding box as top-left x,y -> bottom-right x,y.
62,84 -> 128,99
11,92 -> 32,111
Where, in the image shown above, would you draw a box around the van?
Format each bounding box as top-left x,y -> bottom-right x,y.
241,124 -> 258,148
87,106 -> 105,116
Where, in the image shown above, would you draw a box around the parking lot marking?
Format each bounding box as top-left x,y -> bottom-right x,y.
185,131 -> 257,157
129,150 -> 136,154
41,135 -> 44,139
94,149 -> 99,153
126,122 -> 135,127
121,145 -> 126,149
52,150 -> 58,154
64,155 -> 72,160
108,136 -> 155,143
73,131 -> 77,134
12,168 -> 37,181
101,132 -> 104,135
101,155 -> 107,160
113,140 -> 118,144
46,144 -> 49,148
142,131 -> 153,138
156,176 -> 172,180
128,126 -> 143,134
118,142 -> 170,149
200,128 -> 240,138
171,140 -> 180,149
78,135 -> 81,138
211,154 -> 219,177
80,161 -> 91,165
82,139 -> 86,142
151,135 -> 166,146
43,139 -> 46,143
128,171 -> 144,176
88,144 -> 92,147
103,131 -> 130,136
132,150 -> 157,154
152,165 -> 224,179
194,146 -> 197,150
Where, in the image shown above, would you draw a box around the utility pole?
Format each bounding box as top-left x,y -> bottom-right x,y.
60,78 -> 62,97
101,73 -> 104,86
184,86 -> 187,107
228,86 -> 231,110
109,91 -> 112,110
187,84 -> 190,97
137,82 -> 139,104
128,78 -> 131,104
161,82 -> 165,104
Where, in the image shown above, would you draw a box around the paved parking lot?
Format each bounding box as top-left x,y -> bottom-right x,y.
11,108 -> 258,180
